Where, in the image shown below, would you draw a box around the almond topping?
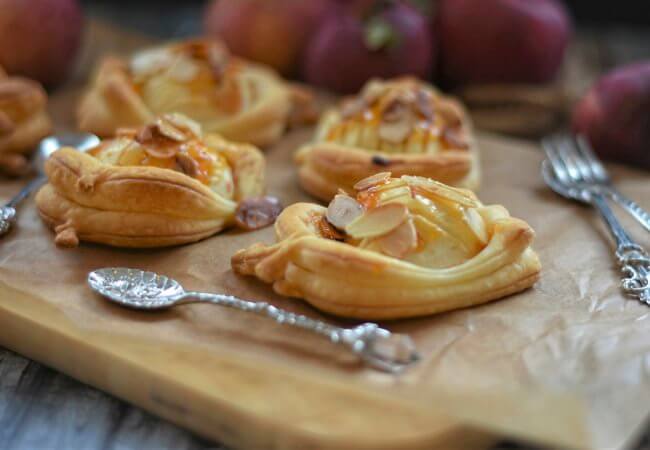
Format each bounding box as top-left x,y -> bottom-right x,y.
161,113 -> 201,138
381,99 -> 407,122
130,48 -> 174,77
375,217 -> 418,258
167,58 -> 200,82
353,172 -> 392,191
176,152 -> 199,178
415,89 -> 434,121
155,116 -> 188,142
345,203 -> 408,239
326,194 -> 363,230
378,118 -> 412,143
235,196 -> 283,231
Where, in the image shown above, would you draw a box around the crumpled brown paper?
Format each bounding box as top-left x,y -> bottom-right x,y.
0,126 -> 648,449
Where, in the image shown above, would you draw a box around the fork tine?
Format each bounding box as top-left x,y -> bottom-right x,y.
541,136 -> 571,184
555,134 -> 584,182
564,134 -> 597,182
576,135 -> 610,183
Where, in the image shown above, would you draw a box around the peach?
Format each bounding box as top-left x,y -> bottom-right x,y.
572,61 -> 650,169
0,0 -> 84,86
437,0 -> 572,84
203,0 -> 331,76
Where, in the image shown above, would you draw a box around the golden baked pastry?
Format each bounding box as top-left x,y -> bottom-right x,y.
232,173 -> 540,319
77,39 -> 292,147
0,66 -> 52,175
295,77 -> 479,202
36,114 -> 272,248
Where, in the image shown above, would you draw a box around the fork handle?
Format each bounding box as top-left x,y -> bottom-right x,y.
591,194 -> 650,304
606,188 -> 650,233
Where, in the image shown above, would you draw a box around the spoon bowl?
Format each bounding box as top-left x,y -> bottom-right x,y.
88,267 -> 185,310
34,132 -> 100,174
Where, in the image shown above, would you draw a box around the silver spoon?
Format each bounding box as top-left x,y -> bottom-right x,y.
88,267 -> 420,373
0,132 -> 100,235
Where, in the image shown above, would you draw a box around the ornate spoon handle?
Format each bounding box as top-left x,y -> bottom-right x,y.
0,176 -> 46,237
607,188 -> 650,233
591,194 -> 650,304
179,292 -> 419,372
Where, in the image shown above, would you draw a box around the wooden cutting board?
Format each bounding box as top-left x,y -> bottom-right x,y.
1,21 -> 649,450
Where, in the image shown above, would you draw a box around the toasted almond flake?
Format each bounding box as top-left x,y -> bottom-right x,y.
375,217 -> 418,258
326,194 -> 363,230
162,113 -> 201,138
436,101 -> 463,127
155,117 -> 187,142
378,118 -> 412,143
464,208 -> 489,244
381,99 -> 407,122
442,127 -> 469,149
345,203 -> 408,239
415,89 -> 434,120
235,196 -> 283,231
167,58 -> 200,82
353,172 -> 392,191
340,98 -> 366,119
131,48 -> 174,77
176,152 -> 200,178
361,79 -> 385,105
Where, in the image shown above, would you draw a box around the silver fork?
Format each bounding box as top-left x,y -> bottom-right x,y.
541,134 -> 650,304
549,134 -> 649,232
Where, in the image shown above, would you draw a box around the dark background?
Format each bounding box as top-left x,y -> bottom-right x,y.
79,0 -> 650,39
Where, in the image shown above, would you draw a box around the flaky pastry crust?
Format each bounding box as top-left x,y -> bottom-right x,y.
295,77 -> 479,201
232,174 -> 540,320
77,39 -> 291,147
0,66 -> 52,175
36,114 -> 265,248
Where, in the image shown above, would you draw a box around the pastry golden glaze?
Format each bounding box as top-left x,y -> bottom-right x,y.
0,66 -> 52,175
295,77 -> 479,202
232,173 -> 540,320
36,114 -> 268,248
77,39 -> 292,147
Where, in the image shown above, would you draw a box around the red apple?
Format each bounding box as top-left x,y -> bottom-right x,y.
437,0 -> 572,85
302,1 -> 435,93
203,0 -> 331,76
0,0 -> 84,86
572,61 -> 650,169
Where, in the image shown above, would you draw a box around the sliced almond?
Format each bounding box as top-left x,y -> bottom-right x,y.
415,89 -> 434,121
353,172 -> 392,191
234,196 -> 283,231
161,113 -> 201,138
345,203 -> 408,239
155,116 -> 187,142
130,48 -> 174,77
326,194 -> 363,230
375,217 -> 418,258
361,79 -> 385,105
442,127 -> 469,149
340,98 -> 366,119
436,101 -> 463,127
167,57 -> 199,82
378,118 -> 412,143
381,99 -> 407,122
176,152 -> 200,178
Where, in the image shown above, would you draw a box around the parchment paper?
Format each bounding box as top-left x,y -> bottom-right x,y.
1,23 -> 649,450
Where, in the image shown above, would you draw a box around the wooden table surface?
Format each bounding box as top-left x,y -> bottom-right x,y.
1,4 -> 648,449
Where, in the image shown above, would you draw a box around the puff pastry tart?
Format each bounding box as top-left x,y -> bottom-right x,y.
77,39 -> 291,147
36,114 -> 273,248
0,66 -> 52,175
295,77 -> 479,202
232,173 -> 540,319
